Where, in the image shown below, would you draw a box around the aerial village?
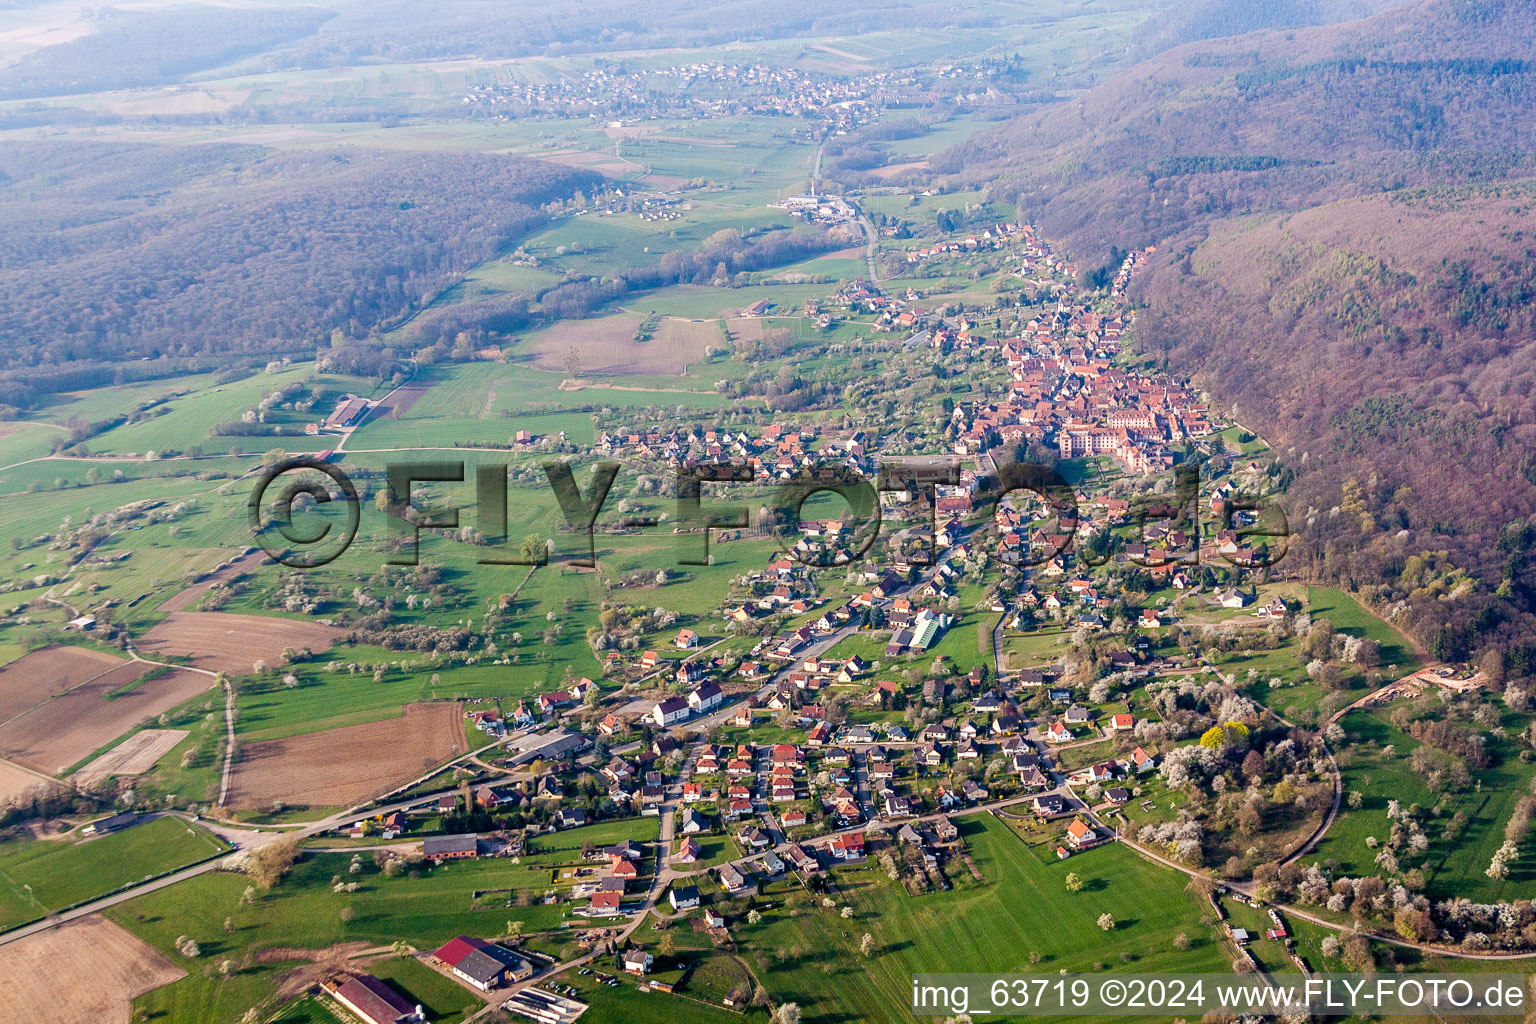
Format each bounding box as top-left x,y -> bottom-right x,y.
295,216 -> 1320,1022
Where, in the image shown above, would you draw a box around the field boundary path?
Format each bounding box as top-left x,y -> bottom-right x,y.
216,674 -> 235,806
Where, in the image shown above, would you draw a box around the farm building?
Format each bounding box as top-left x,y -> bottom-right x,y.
82,811 -> 139,836
324,396 -> 372,429
322,974 -> 424,1024
431,936 -> 533,991
422,834 -> 479,862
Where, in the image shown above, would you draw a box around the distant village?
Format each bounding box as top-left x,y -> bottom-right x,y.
461,61 -> 887,134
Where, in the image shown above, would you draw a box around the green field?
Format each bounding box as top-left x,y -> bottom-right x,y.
0,816 -> 228,929
736,816 -> 1228,1022
366,955 -> 484,1024
1307,586 -> 1421,676
110,822 -> 657,1024
1308,708 -> 1536,903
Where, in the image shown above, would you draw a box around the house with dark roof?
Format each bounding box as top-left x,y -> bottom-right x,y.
652,695 -> 690,727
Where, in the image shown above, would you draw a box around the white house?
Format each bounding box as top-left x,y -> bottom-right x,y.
688,681 -> 724,713
652,696 -> 690,727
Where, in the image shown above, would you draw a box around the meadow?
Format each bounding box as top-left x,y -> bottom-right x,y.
734,816 -> 1228,1023
108,819 -> 659,1024
1307,586 -> 1422,676
0,816 -> 229,929
1307,707 -> 1536,904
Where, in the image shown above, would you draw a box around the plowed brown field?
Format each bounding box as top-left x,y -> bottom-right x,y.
226,701 -> 465,810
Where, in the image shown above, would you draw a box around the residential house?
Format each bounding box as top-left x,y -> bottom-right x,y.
651,696 -> 690,727
784,843 -> 820,875
688,681 -> 724,713
1065,818 -> 1099,850
1033,794 -> 1067,818
718,863 -> 750,892
829,831 -> 866,860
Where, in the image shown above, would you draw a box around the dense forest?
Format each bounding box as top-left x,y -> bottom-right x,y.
943,0 -> 1536,666
0,141 -> 599,409
1135,187 -> 1536,663
1124,0 -> 1409,63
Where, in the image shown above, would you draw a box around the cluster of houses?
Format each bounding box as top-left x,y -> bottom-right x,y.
576,839 -> 648,918
682,741 -> 806,822
462,62 -> 887,133
597,421 -> 882,481
861,228 -> 1213,478
901,221 -> 1023,263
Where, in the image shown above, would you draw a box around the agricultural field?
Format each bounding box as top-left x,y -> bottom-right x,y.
0,5 -> 1528,1021
0,760 -> 54,805
73,728 -> 189,788
733,816 -> 1228,1023
106,828 -> 650,1023
226,701 -> 467,811
0,664 -> 212,776
0,644 -> 128,724
135,612 -> 341,677
0,915 -> 186,1024
522,313 -> 745,377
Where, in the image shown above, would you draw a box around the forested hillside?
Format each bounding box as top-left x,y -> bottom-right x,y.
0,142 -> 599,409
946,0 -> 1536,666
947,0 -> 1536,259
0,6 -> 335,99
